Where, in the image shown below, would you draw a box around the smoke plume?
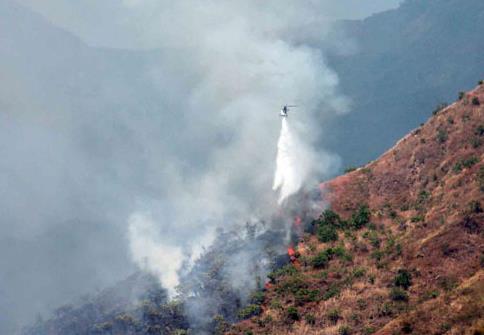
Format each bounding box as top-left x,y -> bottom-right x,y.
122,0 -> 349,295
0,0 -> 369,332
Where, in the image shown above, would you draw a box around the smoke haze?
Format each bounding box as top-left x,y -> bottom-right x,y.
0,0 -> 399,332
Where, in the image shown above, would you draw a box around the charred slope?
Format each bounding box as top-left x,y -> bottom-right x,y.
230,84 -> 484,334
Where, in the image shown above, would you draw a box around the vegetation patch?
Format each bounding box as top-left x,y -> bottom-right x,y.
394,269 -> 412,289
432,103 -> 448,115
436,128 -> 448,143
390,287 -> 409,301
350,205 -> 371,229
238,304 -> 262,320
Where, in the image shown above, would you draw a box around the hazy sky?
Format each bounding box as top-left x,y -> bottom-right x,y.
1,0 -> 401,333
19,0 -> 402,49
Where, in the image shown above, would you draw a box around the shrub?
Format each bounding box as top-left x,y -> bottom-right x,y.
268,264 -> 298,282
353,267 -> 366,278
238,304 -> 261,319
401,321 -> 413,334
394,269 -> 412,289
479,80 -> 484,85
367,231 -> 381,248
472,97 -> 480,106
294,289 -> 320,305
371,250 -> 384,261
344,166 -> 357,173
469,200 -> 483,213
422,290 -> 439,300
458,91 -> 465,100
250,291 -> 265,305
327,308 -> 340,323
311,251 -> 331,268
357,298 -> 367,309
363,326 -> 376,334
277,276 -> 308,294
339,325 -> 352,335
462,156 -> 479,168
350,205 -> 371,229
390,287 -> 408,301
479,166 -> 484,192
410,215 -> 424,223
304,313 -> 316,325
332,245 -> 352,261
453,161 -> 463,173
378,302 -> 393,316
319,209 -> 343,228
322,284 -> 340,300
475,125 -> 484,136
418,190 -> 430,203
317,224 -> 338,242
286,306 -> 299,321
432,103 -> 448,115
437,129 -> 448,143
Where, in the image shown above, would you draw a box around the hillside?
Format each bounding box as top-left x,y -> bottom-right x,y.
324,0 -> 484,168
229,84 -> 484,334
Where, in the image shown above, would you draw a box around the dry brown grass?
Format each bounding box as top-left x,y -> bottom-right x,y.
228,85 -> 484,334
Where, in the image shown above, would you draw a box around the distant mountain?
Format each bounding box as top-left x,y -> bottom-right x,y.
324,0 -> 484,167
231,84 -> 484,334
0,1 -> 161,332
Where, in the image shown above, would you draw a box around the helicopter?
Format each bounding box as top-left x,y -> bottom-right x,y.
280,104 -> 297,117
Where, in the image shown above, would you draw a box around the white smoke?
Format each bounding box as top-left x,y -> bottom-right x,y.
128,213 -> 183,293
121,1 -> 349,293
273,117 -> 317,204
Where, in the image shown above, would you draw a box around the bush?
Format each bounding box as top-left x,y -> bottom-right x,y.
410,215 -> 424,223
350,205 -> 371,229
268,264 -> 298,282
475,125 -> 484,136
469,200 -> 483,213
458,91 -> 465,100
327,308 -> 340,323
390,287 -> 408,301
363,326 -> 376,334
339,325 -> 352,335
437,129 -> 448,143
319,209 -> 343,228
367,231 -> 381,248
286,306 -> 299,321
344,166 -> 357,173
462,156 -> 479,168
317,224 -> 338,242
294,289 -> 320,305
250,291 -> 265,305
432,103 -> 448,115
238,304 -> 261,319
401,321 -> 413,334
304,313 -> 316,325
479,167 -> 484,192
472,97 -> 480,106
311,251 -> 331,268
394,269 -> 412,289
277,276 -> 308,295
353,267 -> 366,278
322,284 -> 340,300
